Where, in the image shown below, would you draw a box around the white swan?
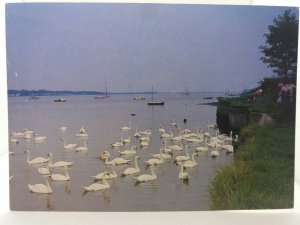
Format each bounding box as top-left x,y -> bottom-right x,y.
75,140 -> 88,152
119,146 -> 137,155
210,145 -> 220,158
160,129 -> 173,139
195,137 -> 209,152
122,136 -> 131,144
25,150 -> 50,164
92,163 -> 117,180
140,140 -> 149,148
121,122 -> 131,131
121,156 -> 140,176
151,147 -> 171,160
60,123 -> 67,133
34,135 -> 47,142
82,173 -> 110,191
183,152 -> 198,168
10,133 -> 19,143
48,152 -> 74,168
168,143 -> 183,151
174,145 -> 190,162
61,138 -> 77,150
38,161 -> 51,175
159,125 -> 166,133
99,151 -> 110,160
111,138 -> 124,148
145,151 -> 164,166
140,129 -> 152,136
28,175 -> 52,194
134,165 -> 157,183
50,166 -> 71,181
176,162 -> 189,180
103,155 -> 130,165
76,126 -> 88,137
134,128 -> 141,138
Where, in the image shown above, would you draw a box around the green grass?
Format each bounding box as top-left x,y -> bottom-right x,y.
209,124 -> 295,210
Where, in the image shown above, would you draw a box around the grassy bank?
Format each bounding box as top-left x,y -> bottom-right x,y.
209,123 -> 295,209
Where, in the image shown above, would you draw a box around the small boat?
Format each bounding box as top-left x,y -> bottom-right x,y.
147,86 -> 164,106
31,96 -> 40,100
148,101 -> 164,105
94,82 -> 109,99
203,97 -> 213,100
133,96 -> 146,100
54,98 -> 66,102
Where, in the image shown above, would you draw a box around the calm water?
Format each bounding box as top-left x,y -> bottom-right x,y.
8,93 -> 233,211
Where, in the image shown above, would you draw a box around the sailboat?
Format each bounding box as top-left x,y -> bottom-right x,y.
94,82 -> 109,99
147,86 -> 164,106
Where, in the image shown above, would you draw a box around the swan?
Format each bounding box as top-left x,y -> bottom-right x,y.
210,145 -> 220,158
119,146 -> 137,155
111,138 -> 124,148
122,136 -> 131,144
61,138 -> 77,150
176,162 -> 189,180
38,161 -> 51,175
50,166 -> 71,181
171,135 -> 184,142
168,143 -> 184,151
134,128 -> 141,138
99,151 -> 110,160
121,122 -> 131,131
103,155 -> 130,165
223,131 -> 233,143
23,133 -> 32,139
134,165 -> 157,183
28,175 -> 52,194
174,145 -> 190,162
76,126 -> 88,137
34,134 -> 47,142
23,129 -> 34,134
75,140 -> 88,152
151,147 -> 171,160
159,125 -> 166,133
195,139 -> 209,152
145,152 -> 164,166
121,156 -> 140,176
140,134 -> 151,142
48,152 -> 74,168
140,140 -> 149,148
139,129 -> 152,136
25,150 -> 50,164
160,129 -> 173,139
10,133 -> 19,143
92,163 -> 117,180
82,173 -> 110,191
60,123 -> 67,133
183,152 -> 198,168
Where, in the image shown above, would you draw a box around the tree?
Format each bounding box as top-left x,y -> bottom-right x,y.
260,9 -> 298,79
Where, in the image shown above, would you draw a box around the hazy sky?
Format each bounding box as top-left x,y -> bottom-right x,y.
5,3 -> 298,92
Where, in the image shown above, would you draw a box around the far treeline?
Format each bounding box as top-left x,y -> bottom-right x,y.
209,9 -> 298,210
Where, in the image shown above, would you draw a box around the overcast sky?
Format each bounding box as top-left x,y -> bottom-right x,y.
5,3 -> 298,92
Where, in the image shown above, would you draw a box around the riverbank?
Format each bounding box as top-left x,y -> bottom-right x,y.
209,96 -> 295,210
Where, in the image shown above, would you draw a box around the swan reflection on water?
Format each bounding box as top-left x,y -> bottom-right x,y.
82,189 -> 111,204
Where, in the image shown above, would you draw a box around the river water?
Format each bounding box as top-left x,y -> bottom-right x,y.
8,92 -> 233,211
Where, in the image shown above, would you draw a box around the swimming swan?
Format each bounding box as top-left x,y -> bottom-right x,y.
82,173 -> 110,191
183,152 -> 198,168
92,163 -> 117,180
121,122 -> 131,131
48,152 -> 74,168
28,175 -> 52,194
176,162 -> 190,180
134,165 -> 157,183
119,146 -> 137,155
174,145 -> 190,162
103,155 -> 130,165
61,138 -> 77,150
210,145 -> 220,158
25,150 -> 50,164
121,156 -> 140,176
75,140 -> 88,152
50,166 -> 71,181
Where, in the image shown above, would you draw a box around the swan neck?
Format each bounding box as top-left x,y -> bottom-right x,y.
134,157 -> 139,170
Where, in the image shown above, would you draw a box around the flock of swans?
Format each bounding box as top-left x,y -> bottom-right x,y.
9,120 -> 238,196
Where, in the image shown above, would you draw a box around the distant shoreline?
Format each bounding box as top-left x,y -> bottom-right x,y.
8,89 -> 234,97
